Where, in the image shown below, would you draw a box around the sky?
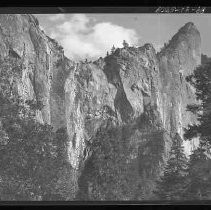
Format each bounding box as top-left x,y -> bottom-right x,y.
35,14 -> 211,61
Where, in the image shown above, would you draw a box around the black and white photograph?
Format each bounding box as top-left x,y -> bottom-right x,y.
0,8 -> 211,203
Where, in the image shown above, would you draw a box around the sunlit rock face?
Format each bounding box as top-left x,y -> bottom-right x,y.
0,14 -> 75,128
64,62 -> 117,169
0,15 -> 202,199
158,22 -> 201,155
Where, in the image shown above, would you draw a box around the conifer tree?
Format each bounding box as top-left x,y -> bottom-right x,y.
184,59 -> 211,145
184,143 -> 211,200
123,40 -> 129,48
111,45 -> 116,54
183,57 -> 211,200
153,133 -> 188,200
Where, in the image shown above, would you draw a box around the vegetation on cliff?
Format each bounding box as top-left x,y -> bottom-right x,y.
183,56 -> 211,199
153,133 -> 188,200
184,58 -> 211,145
0,57 -> 72,200
76,124 -> 140,200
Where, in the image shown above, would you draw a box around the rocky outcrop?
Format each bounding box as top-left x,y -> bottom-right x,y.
0,14 -> 75,129
0,15 -> 202,199
158,22 -> 201,154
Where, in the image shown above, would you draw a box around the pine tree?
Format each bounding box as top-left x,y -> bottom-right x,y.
123,40 -> 129,48
111,45 -> 116,54
184,143 -> 211,200
184,59 -> 211,145
153,133 -> 188,200
183,56 -> 211,200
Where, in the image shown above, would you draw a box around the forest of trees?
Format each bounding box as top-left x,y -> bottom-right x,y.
0,56 -> 73,201
153,133 -> 188,200
76,125 -> 141,201
154,57 -> 211,200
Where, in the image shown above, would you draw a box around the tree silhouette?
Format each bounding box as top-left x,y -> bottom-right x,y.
184,59 -> 211,145
153,133 -> 188,200
111,45 -> 116,54
123,40 -> 129,48
184,144 -> 211,200
183,56 -> 211,200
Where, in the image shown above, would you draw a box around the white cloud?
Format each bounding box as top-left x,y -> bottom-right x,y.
50,14 -> 139,60
48,14 -> 65,21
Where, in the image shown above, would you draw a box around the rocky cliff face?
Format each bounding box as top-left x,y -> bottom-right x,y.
0,14 -> 75,129
158,22 -> 201,153
0,14 -> 201,199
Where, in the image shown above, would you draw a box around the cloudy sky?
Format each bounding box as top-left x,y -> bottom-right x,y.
35,14 -> 211,61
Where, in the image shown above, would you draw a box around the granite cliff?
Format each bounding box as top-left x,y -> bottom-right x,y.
0,14 -> 201,199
